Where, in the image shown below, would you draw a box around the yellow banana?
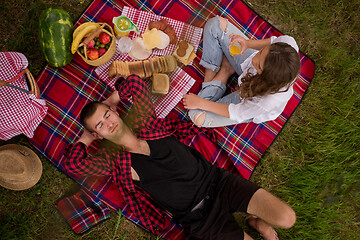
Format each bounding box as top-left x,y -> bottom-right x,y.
73,22 -> 100,38
71,24 -> 99,54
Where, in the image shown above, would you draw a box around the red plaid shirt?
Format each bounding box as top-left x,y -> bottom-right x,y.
64,75 -> 209,235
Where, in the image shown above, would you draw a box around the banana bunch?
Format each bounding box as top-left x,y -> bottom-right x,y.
71,22 -> 101,54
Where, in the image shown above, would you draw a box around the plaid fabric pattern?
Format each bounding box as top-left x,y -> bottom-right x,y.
151,68 -> 195,118
57,188 -> 110,234
0,52 -> 47,140
95,6 -> 202,118
64,75 -> 210,234
29,0 -> 315,238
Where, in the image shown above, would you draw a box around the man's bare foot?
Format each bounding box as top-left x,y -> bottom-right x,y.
248,216 -> 279,240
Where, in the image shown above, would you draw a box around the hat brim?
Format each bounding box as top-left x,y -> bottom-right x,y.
0,144 -> 43,190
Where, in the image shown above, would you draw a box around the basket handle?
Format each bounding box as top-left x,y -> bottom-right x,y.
0,68 -> 41,98
82,26 -> 104,46
0,69 -> 26,84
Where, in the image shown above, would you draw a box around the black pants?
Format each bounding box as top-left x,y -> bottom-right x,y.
181,171 -> 261,240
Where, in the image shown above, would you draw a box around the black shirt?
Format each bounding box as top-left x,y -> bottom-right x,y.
131,136 -> 220,218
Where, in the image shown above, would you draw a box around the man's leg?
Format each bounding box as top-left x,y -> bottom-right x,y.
220,173 -> 295,240
246,188 -> 296,239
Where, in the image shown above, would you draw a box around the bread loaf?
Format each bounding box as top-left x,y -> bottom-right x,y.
109,61 -> 117,78
143,60 -> 153,78
151,73 -> 169,95
108,55 -> 176,82
129,61 -> 146,78
165,55 -> 177,72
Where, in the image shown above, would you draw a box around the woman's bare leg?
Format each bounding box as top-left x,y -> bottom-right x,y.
204,55 -> 236,84
204,68 -> 218,82
204,16 -> 236,84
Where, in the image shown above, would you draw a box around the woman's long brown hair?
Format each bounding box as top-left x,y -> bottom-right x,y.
239,42 -> 301,99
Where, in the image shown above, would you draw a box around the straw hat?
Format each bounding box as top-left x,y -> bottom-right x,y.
0,144 -> 42,190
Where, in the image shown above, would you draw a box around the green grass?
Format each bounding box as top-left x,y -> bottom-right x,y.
1,0 -> 359,239
247,0 -> 360,239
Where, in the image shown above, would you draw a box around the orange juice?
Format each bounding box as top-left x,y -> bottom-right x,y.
117,18 -> 130,31
112,16 -> 139,38
229,42 -> 241,56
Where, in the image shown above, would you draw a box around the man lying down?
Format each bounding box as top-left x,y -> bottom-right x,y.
64,75 -> 295,240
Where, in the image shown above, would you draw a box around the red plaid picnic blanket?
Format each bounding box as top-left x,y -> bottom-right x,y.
29,0 -> 315,238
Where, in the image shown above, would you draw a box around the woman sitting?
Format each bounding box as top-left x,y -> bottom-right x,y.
183,16 -> 301,127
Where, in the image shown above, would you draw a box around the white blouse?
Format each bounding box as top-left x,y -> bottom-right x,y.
228,35 -> 299,124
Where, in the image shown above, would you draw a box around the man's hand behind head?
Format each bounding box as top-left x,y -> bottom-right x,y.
77,128 -> 102,146
102,90 -> 120,109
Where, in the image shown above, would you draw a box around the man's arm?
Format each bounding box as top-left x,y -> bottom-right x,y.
63,137 -> 112,176
76,128 -> 99,146
102,90 -> 121,109
115,75 -> 156,129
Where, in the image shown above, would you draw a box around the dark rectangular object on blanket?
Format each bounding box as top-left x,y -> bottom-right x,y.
29,0 -> 315,238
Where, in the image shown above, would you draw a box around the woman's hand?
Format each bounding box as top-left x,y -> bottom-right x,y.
229,34 -> 248,55
183,93 -> 204,110
183,93 -> 231,118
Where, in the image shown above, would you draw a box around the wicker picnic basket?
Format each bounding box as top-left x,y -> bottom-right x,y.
76,23 -> 116,66
0,68 -> 41,99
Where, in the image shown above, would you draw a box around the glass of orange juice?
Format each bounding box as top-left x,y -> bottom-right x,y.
112,16 -> 139,38
229,42 -> 241,57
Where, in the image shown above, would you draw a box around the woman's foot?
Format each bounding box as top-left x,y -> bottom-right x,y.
204,53 -> 236,83
248,216 -> 279,240
220,54 -> 236,76
208,55 -> 236,85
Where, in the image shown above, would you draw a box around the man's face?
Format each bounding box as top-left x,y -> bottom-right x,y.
86,104 -> 125,141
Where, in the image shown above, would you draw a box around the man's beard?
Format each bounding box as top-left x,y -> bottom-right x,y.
106,122 -> 129,145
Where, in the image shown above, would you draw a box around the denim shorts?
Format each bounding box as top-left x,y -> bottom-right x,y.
189,16 -> 255,127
